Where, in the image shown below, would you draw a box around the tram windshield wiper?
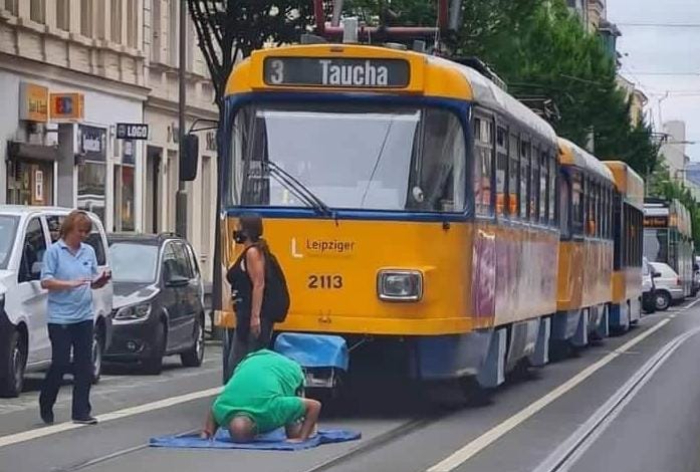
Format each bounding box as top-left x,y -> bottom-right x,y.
263,160 -> 332,216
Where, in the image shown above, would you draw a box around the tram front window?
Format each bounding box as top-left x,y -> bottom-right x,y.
228,104 -> 467,213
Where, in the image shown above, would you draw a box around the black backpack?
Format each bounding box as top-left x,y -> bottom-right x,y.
261,248 -> 291,323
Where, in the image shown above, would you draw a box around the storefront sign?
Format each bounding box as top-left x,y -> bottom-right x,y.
79,125 -> 107,162
34,169 -> 44,203
50,93 -> 84,121
19,82 -> 49,122
117,123 -> 149,140
644,216 -> 668,228
205,131 -> 217,152
122,140 -> 135,165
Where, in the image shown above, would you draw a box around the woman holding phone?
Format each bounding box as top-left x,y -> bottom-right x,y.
38,210 -> 111,425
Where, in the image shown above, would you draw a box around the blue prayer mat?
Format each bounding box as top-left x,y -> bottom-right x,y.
149,428 -> 361,451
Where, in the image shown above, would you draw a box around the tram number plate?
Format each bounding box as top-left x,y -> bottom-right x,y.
308,274 -> 343,289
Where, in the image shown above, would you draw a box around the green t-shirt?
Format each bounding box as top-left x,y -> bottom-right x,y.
212,350 -> 305,434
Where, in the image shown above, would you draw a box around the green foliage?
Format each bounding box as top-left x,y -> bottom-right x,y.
187,0 -> 314,105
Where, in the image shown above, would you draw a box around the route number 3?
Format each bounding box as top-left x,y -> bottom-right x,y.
308,275 -> 343,289
269,60 -> 284,84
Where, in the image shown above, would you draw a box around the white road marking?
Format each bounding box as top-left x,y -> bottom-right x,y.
0,386 -> 222,449
426,318 -> 671,472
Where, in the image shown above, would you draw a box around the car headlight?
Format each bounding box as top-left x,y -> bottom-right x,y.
115,303 -> 152,320
377,270 -> 423,302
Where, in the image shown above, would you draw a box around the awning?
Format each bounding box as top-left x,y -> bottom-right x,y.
7,141 -> 60,162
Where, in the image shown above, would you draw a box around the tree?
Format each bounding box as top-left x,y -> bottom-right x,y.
187,0 -> 315,108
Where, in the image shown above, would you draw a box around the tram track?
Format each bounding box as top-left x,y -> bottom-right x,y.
532,322 -> 700,472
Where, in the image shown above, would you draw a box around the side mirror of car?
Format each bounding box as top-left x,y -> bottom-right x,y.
165,274 -> 190,288
652,271 -> 662,278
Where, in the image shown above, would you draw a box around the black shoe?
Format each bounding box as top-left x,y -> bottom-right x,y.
40,408 -> 54,425
72,416 -> 98,425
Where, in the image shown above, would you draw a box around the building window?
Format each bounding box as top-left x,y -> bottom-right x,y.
30,0 -> 45,23
127,0 -> 138,48
151,0 -> 162,61
56,0 -> 70,30
113,164 -> 136,231
111,0 -> 123,43
168,0 -> 178,67
77,126 -> 108,225
4,0 -> 18,15
81,0 -> 94,37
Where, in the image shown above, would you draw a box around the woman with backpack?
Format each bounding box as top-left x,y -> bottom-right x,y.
226,213 -> 289,374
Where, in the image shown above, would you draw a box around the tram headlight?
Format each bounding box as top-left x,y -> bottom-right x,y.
377,270 -> 423,302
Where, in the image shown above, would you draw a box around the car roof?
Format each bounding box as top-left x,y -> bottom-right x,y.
650,261 -> 676,273
107,232 -> 185,246
0,205 -> 75,216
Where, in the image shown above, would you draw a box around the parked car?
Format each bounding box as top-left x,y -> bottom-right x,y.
0,206 -> 112,397
692,262 -> 700,297
105,233 -> 205,374
642,257 -> 657,314
649,261 -> 685,311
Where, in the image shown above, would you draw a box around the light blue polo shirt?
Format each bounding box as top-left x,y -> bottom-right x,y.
41,240 -> 98,325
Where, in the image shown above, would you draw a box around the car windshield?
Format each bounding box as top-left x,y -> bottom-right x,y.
109,242 -> 159,283
0,216 -> 18,270
226,103 -> 467,213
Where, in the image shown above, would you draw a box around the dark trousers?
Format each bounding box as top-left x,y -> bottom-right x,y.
39,320 -> 93,419
228,315 -> 274,373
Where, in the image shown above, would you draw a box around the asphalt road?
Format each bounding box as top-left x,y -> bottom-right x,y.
3,301 -> 700,472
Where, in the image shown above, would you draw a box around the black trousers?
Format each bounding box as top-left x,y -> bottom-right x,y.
39,320 -> 93,419
228,315 -> 274,374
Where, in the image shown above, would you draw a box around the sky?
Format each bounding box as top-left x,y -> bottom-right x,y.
607,0 -> 700,161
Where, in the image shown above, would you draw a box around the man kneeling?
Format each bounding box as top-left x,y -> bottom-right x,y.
201,349 -> 321,443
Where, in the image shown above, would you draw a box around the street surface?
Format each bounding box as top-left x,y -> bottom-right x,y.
3,301 -> 700,472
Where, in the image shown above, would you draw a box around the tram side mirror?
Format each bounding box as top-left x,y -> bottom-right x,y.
180,134 -> 199,181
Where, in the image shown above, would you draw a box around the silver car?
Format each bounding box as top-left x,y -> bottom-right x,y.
649,262 -> 685,311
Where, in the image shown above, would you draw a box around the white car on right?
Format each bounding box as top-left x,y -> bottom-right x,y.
649,261 -> 685,311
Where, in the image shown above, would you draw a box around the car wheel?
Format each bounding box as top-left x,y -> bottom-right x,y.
655,291 -> 672,311
91,330 -> 104,384
180,316 -> 205,368
0,330 -> 26,398
142,322 -> 166,375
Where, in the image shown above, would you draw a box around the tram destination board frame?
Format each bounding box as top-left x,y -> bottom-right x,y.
262,57 -> 411,88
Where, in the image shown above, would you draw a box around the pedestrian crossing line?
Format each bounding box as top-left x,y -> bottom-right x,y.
0,386 -> 223,449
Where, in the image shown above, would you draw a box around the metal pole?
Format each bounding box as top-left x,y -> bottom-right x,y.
176,0 -> 188,238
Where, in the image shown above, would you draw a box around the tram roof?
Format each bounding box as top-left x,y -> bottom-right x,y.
557,138 -> 614,183
603,161 -> 645,211
225,44 -> 557,144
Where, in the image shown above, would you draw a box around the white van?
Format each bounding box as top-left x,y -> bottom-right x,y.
0,206 -> 113,397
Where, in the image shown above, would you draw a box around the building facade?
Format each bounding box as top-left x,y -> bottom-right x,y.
0,0 -> 218,284
660,120 -> 690,183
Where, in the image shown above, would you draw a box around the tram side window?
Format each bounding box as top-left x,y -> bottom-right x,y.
593,182 -> 600,237
520,139 -> 530,219
509,132 -> 520,218
613,194 -> 622,270
531,144 -> 540,223
496,126 -> 508,217
474,117 -> 494,216
571,172 -> 583,234
540,150 -> 548,224
560,174 -> 571,238
549,155 -> 557,225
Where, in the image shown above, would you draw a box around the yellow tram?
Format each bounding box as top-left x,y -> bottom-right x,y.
605,162 -> 645,330
553,139 -> 615,347
215,42 -> 562,388
212,39 -> 647,391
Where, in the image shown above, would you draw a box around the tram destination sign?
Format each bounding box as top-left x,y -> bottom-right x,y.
644,215 -> 669,228
116,123 -> 149,140
263,57 -> 410,88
